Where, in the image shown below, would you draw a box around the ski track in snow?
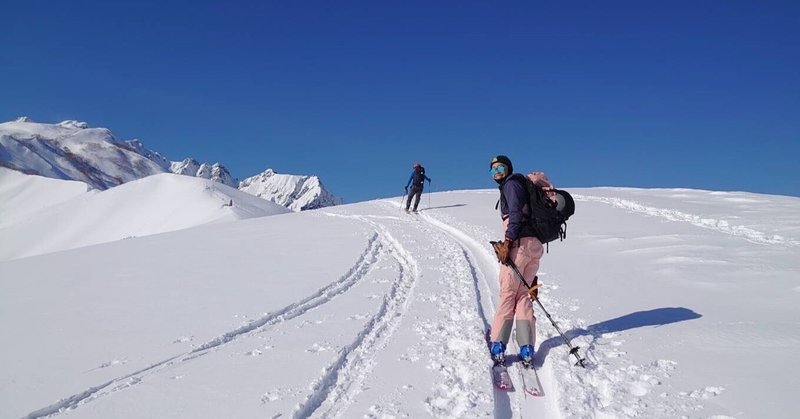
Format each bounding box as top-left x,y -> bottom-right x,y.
576,194 -> 800,246
398,208 -> 494,417
415,208 -> 557,419
297,211 -> 420,418
24,233 -> 384,418
308,203 -> 513,418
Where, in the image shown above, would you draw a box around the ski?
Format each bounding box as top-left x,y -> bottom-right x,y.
517,362 -> 544,396
485,328 -> 514,391
492,363 -> 514,391
505,336 -> 543,397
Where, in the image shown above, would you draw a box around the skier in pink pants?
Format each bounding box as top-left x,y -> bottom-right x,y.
488,155 -> 544,367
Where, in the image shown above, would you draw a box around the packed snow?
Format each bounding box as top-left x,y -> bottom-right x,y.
1,184 -> 798,418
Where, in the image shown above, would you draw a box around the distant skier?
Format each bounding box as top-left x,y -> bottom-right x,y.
404,162 -> 431,213
488,155 -> 543,367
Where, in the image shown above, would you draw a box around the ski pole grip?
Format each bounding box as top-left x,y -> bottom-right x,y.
528,284 -> 541,299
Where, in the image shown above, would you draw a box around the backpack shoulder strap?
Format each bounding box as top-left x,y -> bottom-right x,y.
498,174 -> 530,213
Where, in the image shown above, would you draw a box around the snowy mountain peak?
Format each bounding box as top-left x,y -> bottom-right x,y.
57,120 -> 89,129
123,139 -> 171,170
168,159 -> 235,187
197,162 -> 236,187
239,169 -> 343,211
170,158 -> 201,176
15,116 -> 33,123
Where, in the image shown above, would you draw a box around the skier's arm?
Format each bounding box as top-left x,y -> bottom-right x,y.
502,179 -> 526,241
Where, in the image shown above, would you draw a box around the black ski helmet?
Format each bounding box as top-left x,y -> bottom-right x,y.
490,155 -> 513,174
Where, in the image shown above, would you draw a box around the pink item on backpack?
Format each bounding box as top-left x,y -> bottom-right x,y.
528,171 -> 557,201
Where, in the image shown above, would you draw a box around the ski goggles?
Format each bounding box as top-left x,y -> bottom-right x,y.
489,165 -> 507,175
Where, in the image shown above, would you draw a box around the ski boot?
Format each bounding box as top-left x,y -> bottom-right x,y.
490,341 -> 506,365
519,344 -> 534,368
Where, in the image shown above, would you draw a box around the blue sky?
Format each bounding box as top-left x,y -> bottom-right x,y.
3,1 -> 798,202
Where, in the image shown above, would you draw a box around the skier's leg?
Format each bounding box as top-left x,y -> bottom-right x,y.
412,188 -> 422,211
491,264 -> 518,344
513,237 -> 544,349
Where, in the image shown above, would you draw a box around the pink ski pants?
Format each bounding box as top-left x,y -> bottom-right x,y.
490,236 -> 544,347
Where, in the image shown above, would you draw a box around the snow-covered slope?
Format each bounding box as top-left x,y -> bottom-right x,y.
0,169 -> 290,261
239,168 -> 344,211
1,187 -> 797,418
0,167 -> 90,228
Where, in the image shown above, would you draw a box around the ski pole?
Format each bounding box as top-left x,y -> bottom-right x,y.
498,250 -> 586,368
427,180 -> 431,209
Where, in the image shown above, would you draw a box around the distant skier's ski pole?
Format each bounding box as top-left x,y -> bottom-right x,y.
505,256 -> 587,368
427,180 -> 431,209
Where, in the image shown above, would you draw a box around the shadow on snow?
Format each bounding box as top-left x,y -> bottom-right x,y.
420,203 -> 468,211
535,307 -> 702,367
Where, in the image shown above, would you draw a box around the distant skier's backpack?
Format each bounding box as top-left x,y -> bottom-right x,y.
412,166 -> 426,186
501,172 -> 575,247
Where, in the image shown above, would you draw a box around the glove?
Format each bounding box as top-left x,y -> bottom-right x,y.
491,239 -> 512,265
528,276 -> 540,300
